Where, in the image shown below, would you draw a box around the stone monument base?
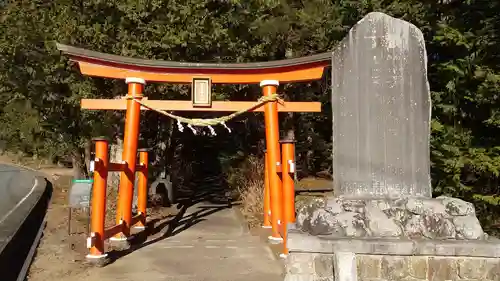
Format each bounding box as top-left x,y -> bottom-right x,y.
285,231 -> 500,281
285,196 -> 500,281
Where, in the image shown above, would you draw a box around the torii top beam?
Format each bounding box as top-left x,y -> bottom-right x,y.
56,43 -> 331,84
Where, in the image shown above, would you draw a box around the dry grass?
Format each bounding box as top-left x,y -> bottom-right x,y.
227,155 -> 265,228
105,183 -> 119,228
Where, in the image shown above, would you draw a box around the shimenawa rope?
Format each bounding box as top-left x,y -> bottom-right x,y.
123,94 -> 282,127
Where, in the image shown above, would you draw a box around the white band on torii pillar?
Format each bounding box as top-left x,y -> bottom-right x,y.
259,80 -> 279,87
125,77 -> 146,85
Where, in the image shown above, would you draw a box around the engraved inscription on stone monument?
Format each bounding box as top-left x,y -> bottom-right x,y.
331,11 -> 432,198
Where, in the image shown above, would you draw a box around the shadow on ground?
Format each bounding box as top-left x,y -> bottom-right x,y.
104,132 -> 248,265
106,174 -> 237,265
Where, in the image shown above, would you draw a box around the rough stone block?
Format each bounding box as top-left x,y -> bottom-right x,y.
408,256 -> 428,279
486,259 -> 500,280
294,196 -> 487,241
285,253 -> 315,275
314,254 -> 335,277
356,255 -> 428,281
457,258 -> 486,279
427,257 -> 458,281
285,253 -> 336,281
357,255 -> 382,279
381,256 -> 409,280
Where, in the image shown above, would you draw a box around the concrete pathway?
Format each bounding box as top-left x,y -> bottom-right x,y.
78,202 -> 283,281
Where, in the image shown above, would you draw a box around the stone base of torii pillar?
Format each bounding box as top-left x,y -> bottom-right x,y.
284,12 -> 500,281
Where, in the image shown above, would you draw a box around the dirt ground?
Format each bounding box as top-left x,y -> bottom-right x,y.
26,172 -> 178,281
27,175 -> 92,280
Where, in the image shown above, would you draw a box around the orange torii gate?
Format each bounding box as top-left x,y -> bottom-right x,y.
56,43 -> 330,260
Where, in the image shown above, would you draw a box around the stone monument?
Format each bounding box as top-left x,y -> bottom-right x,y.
285,12 -> 500,281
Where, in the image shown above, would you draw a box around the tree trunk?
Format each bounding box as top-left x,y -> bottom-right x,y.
164,118 -> 177,173
285,113 -> 295,140
282,85 -> 296,141
84,139 -> 92,175
109,137 -> 123,189
71,148 -> 88,180
154,118 -> 174,180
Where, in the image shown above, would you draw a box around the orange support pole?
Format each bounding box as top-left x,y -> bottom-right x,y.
262,150 -> 272,229
134,148 -> 149,229
113,77 -> 145,241
261,80 -> 283,243
280,139 -> 296,258
86,137 -> 109,260
280,139 -> 296,224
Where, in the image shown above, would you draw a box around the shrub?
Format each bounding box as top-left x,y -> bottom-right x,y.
227,155 -> 264,228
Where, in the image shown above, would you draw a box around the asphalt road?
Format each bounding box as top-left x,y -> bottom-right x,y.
0,163 -> 50,281
0,164 -> 39,228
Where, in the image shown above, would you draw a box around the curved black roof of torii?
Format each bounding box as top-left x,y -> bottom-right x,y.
56,43 -> 332,71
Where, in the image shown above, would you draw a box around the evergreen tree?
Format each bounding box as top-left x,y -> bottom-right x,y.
0,0 -> 499,231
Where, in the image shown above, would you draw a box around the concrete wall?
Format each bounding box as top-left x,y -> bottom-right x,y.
285,252 -> 500,281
